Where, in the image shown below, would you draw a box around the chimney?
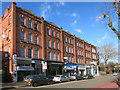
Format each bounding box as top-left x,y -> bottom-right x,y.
11,2 -> 16,7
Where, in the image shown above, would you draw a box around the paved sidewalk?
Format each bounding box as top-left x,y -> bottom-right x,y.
1,81 -> 25,89
94,78 -> 119,88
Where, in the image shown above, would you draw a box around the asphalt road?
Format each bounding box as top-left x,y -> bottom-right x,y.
23,74 -> 117,88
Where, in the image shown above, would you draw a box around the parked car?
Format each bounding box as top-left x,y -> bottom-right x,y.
113,72 -> 118,76
53,75 -> 69,82
82,74 -> 94,79
47,76 -> 54,82
69,75 -> 76,80
69,74 -> 83,80
24,75 -> 52,87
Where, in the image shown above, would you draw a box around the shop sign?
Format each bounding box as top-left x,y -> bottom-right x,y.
16,59 -> 32,64
17,66 -> 34,71
42,61 -> 47,69
51,62 -> 63,65
78,65 -> 85,70
64,66 -> 76,70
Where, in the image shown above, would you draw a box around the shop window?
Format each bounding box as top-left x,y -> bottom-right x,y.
20,47 -> 25,57
20,31 -> 25,41
34,36 -> 38,44
48,40 -> 50,47
48,52 -> 50,60
52,53 -> 55,61
20,17 -> 25,26
28,20 -> 31,28
35,50 -> 38,59
34,22 -> 37,30
56,42 -> 58,49
28,33 -> 31,43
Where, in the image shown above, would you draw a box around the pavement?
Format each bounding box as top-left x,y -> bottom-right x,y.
94,78 -> 119,88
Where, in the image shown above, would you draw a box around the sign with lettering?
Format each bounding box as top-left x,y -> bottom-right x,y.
42,61 -> 47,69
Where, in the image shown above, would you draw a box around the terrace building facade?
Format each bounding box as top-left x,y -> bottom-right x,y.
0,2 -> 98,82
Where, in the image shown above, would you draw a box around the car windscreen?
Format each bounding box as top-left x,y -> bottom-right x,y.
25,76 -> 32,79
55,76 -> 60,77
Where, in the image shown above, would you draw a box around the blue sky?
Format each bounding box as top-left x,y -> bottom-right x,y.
2,2 -> 118,62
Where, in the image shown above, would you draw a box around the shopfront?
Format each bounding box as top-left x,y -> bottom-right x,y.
78,64 -> 85,76
13,55 -> 34,82
64,63 -> 78,76
46,61 -> 64,76
86,65 -> 91,75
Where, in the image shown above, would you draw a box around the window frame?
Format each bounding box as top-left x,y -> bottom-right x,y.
20,17 -> 25,26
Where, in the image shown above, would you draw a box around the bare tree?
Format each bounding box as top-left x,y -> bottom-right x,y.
98,42 -> 117,68
104,0 -> 120,39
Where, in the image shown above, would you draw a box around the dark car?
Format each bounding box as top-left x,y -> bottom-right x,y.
47,76 -> 54,83
24,75 -> 52,87
82,74 -> 94,79
70,74 -> 83,80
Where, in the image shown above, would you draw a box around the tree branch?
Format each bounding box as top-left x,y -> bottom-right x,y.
104,13 -> 120,39
113,1 -> 120,18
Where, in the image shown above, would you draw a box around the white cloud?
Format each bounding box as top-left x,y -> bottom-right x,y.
60,2 -> 65,6
102,34 -> 107,40
96,15 -> 104,22
97,39 -> 101,44
71,20 -> 77,26
72,13 -> 77,17
74,28 -> 84,34
39,3 -> 51,19
55,2 -> 65,7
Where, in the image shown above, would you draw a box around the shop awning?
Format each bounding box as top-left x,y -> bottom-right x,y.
17,66 -> 34,71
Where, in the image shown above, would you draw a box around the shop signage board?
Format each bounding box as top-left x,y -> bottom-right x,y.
42,61 -> 47,69
17,66 -> 34,71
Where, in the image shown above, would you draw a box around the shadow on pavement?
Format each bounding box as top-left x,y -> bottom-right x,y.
111,77 -> 120,87
1,87 -> 16,90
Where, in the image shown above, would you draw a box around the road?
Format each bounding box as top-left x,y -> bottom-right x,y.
22,74 -> 117,88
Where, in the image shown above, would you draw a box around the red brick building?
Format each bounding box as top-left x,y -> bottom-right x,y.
0,2 -> 97,81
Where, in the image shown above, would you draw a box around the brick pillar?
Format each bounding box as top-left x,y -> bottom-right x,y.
41,17 -> 45,59
73,35 -> 76,63
60,27 -> 63,62
10,2 -> 16,74
90,44 -> 92,63
83,40 -> 86,64
95,46 -> 97,65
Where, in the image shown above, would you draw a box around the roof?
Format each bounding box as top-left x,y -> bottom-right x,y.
17,7 -> 40,18
63,30 -> 73,36
76,37 -> 83,40
46,21 -> 59,28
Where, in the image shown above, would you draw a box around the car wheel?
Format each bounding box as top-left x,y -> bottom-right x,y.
48,81 -> 52,85
32,82 -> 37,87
